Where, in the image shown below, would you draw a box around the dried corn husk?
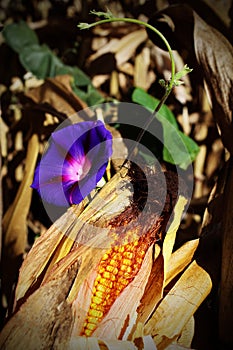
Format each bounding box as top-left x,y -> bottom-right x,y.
0,162 -> 211,350
144,261 -> 212,350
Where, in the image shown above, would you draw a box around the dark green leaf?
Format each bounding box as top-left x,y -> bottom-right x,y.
132,87 -> 178,128
3,20 -> 103,106
162,123 -> 200,169
3,21 -> 39,53
71,85 -> 103,105
19,44 -> 63,79
86,84 -> 104,105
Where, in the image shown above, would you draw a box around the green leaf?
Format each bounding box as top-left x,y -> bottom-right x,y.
173,80 -> 185,86
174,64 -> 193,81
2,21 -> 39,53
86,84 -> 104,105
3,20 -> 103,106
72,85 -> 104,105
132,87 -> 199,169
77,22 -> 92,30
162,123 -> 200,169
19,44 -> 63,79
132,87 -> 179,128
90,10 -> 113,19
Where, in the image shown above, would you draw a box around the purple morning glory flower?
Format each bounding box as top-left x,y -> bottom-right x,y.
31,120 -> 113,206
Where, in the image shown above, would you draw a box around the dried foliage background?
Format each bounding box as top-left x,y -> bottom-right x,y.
0,1 -> 233,349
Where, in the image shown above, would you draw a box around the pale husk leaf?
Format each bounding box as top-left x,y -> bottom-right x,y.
144,261 -> 212,349
165,239 -> 199,286
162,196 -> 188,278
177,316 -> 195,348
14,203 -> 85,305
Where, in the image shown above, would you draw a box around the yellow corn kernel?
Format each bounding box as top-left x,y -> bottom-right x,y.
90,302 -> 105,312
96,284 -> 110,293
115,289 -> 121,296
118,271 -> 131,279
84,329 -> 93,337
87,316 -> 98,324
114,252 -> 122,260
99,266 -> 106,274
138,250 -> 146,257
95,290 -> 104,299
86,323 -> 97,331
102,271 -> 110,279
99,278 -> 113,288
118,246 -> 125,253
122,258 -> 132,266
88,309 -> 103,319
103,271 -> 116,281
109,259 -> 118,267
94,275 -> 102,285
102,253 -> 109,260
123,251 -> 133,259
106,265 -> 118,274
115,283 -> 126,293
92,296 -> 102,305
118,277 -> 129,286
120,264 -> 132,273
134,261 -> 142,269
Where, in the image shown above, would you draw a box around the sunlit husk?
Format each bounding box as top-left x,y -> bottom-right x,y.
144,261 -> 212,350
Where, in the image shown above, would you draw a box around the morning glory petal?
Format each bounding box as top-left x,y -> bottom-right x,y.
31,120 -> 113,206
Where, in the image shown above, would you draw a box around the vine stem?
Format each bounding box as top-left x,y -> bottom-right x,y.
80,17 -> 176,111
78,15 -> 177,167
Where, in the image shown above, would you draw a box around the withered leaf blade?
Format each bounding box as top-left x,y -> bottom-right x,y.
193,12 -> 233,155
88,29 -> 147,68
25,74 -> 90,121
2,134 -> 39,304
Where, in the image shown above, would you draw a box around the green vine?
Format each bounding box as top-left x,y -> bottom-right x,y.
78,10 -> 192,115
78,11 -> 194,168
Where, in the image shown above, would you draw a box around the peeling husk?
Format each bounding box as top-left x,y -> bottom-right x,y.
144,261 -> 212,350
